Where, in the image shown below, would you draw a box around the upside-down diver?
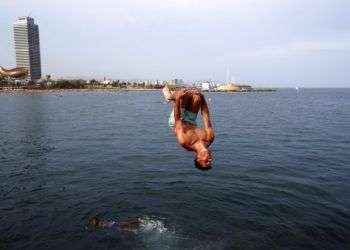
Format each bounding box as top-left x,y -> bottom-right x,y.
163,86 -> 215,170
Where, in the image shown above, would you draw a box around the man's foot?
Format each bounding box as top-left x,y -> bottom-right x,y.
163,85 -> 174,102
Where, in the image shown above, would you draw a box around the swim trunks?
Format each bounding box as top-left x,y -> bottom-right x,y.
168,108 -> 198,128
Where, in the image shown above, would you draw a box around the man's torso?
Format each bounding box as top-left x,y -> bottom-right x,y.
175,122 -> 213,151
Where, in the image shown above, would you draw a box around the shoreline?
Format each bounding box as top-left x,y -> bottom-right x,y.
0,88 -> 163,93
0,87 -> 277,93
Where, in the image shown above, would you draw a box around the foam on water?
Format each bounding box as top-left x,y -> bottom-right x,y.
139,216 -> 168,234
134,216 -> 186,250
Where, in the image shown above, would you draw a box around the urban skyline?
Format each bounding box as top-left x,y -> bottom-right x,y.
0,0 -> 350,87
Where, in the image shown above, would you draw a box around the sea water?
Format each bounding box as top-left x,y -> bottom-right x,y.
0,89 -> 349,249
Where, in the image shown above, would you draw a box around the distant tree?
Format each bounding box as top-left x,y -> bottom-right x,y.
28,80 -> 35,86
112,80 -> 121,88
50,79 -> 84,89
0,75 -> 5,86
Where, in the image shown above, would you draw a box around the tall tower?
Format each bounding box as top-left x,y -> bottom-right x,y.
13,17 -> 42,80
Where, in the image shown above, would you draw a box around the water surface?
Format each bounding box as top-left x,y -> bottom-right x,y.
0,89 -> 350,249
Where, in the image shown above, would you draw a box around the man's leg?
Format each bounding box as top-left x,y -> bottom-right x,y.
163,86 -> 193,103
165,87 -> 202,113
165,86 -> 181,129
163,85 -> 175,102
182,92 -> 202,114
164,87 -> 202,127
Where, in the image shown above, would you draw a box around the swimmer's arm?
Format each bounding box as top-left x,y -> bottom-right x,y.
119,219 -> 142,229
200,94 -> 215,143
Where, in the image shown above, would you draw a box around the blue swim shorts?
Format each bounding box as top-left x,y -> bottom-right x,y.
168,108 -> 198,128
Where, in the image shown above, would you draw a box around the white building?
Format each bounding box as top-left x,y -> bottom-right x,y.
14,17 -> 42,80
201,82 -> 210,91
102,79 -> 112,85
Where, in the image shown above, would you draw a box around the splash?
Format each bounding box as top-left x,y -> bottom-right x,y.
137,216 -> 183,250
139,216 -> 168,234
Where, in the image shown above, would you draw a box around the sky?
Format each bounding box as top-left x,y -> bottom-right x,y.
1,0 -> 349,87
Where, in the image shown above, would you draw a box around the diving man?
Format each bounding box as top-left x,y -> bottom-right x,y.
163,86 -> 215,170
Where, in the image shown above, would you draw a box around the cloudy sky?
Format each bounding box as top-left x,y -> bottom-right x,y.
1,0 -> 349,87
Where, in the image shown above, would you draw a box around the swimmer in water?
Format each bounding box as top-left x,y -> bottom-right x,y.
92,216 -> 142,230
163,86 -> 215,170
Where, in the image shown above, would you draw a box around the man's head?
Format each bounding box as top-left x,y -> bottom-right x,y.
195,148 -> 212,170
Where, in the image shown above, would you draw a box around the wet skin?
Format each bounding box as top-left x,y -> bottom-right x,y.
171,89 -> 215,168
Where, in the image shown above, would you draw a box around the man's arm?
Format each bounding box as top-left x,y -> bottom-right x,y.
174,92 -> 182,129
174,91 -> 190,147
200,94 -> 215,143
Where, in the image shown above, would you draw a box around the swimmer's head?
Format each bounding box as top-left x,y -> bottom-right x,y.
92,216 -> 101,228
195,148 -> 212,170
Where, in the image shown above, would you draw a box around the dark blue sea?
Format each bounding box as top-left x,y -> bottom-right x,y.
1,89 -> 350,250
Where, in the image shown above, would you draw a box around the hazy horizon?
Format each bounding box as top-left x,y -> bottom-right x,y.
1,0 -> 349,88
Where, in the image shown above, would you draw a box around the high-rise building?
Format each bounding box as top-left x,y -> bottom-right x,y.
13,17 -> 42,80
174,78 -> 184,85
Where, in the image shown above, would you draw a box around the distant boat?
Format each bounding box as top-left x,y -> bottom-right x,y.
295,86 -> 299,91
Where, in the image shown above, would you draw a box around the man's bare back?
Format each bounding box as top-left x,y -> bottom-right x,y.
163,86 -> 215,170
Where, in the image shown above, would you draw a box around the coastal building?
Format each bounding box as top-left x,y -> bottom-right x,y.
202,82 -> 210,91
216,83 -> 253,92
217,83 -> 241,92
13,16 -> 42,80
239,85 -> 253,91
174,78 -> 184,85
